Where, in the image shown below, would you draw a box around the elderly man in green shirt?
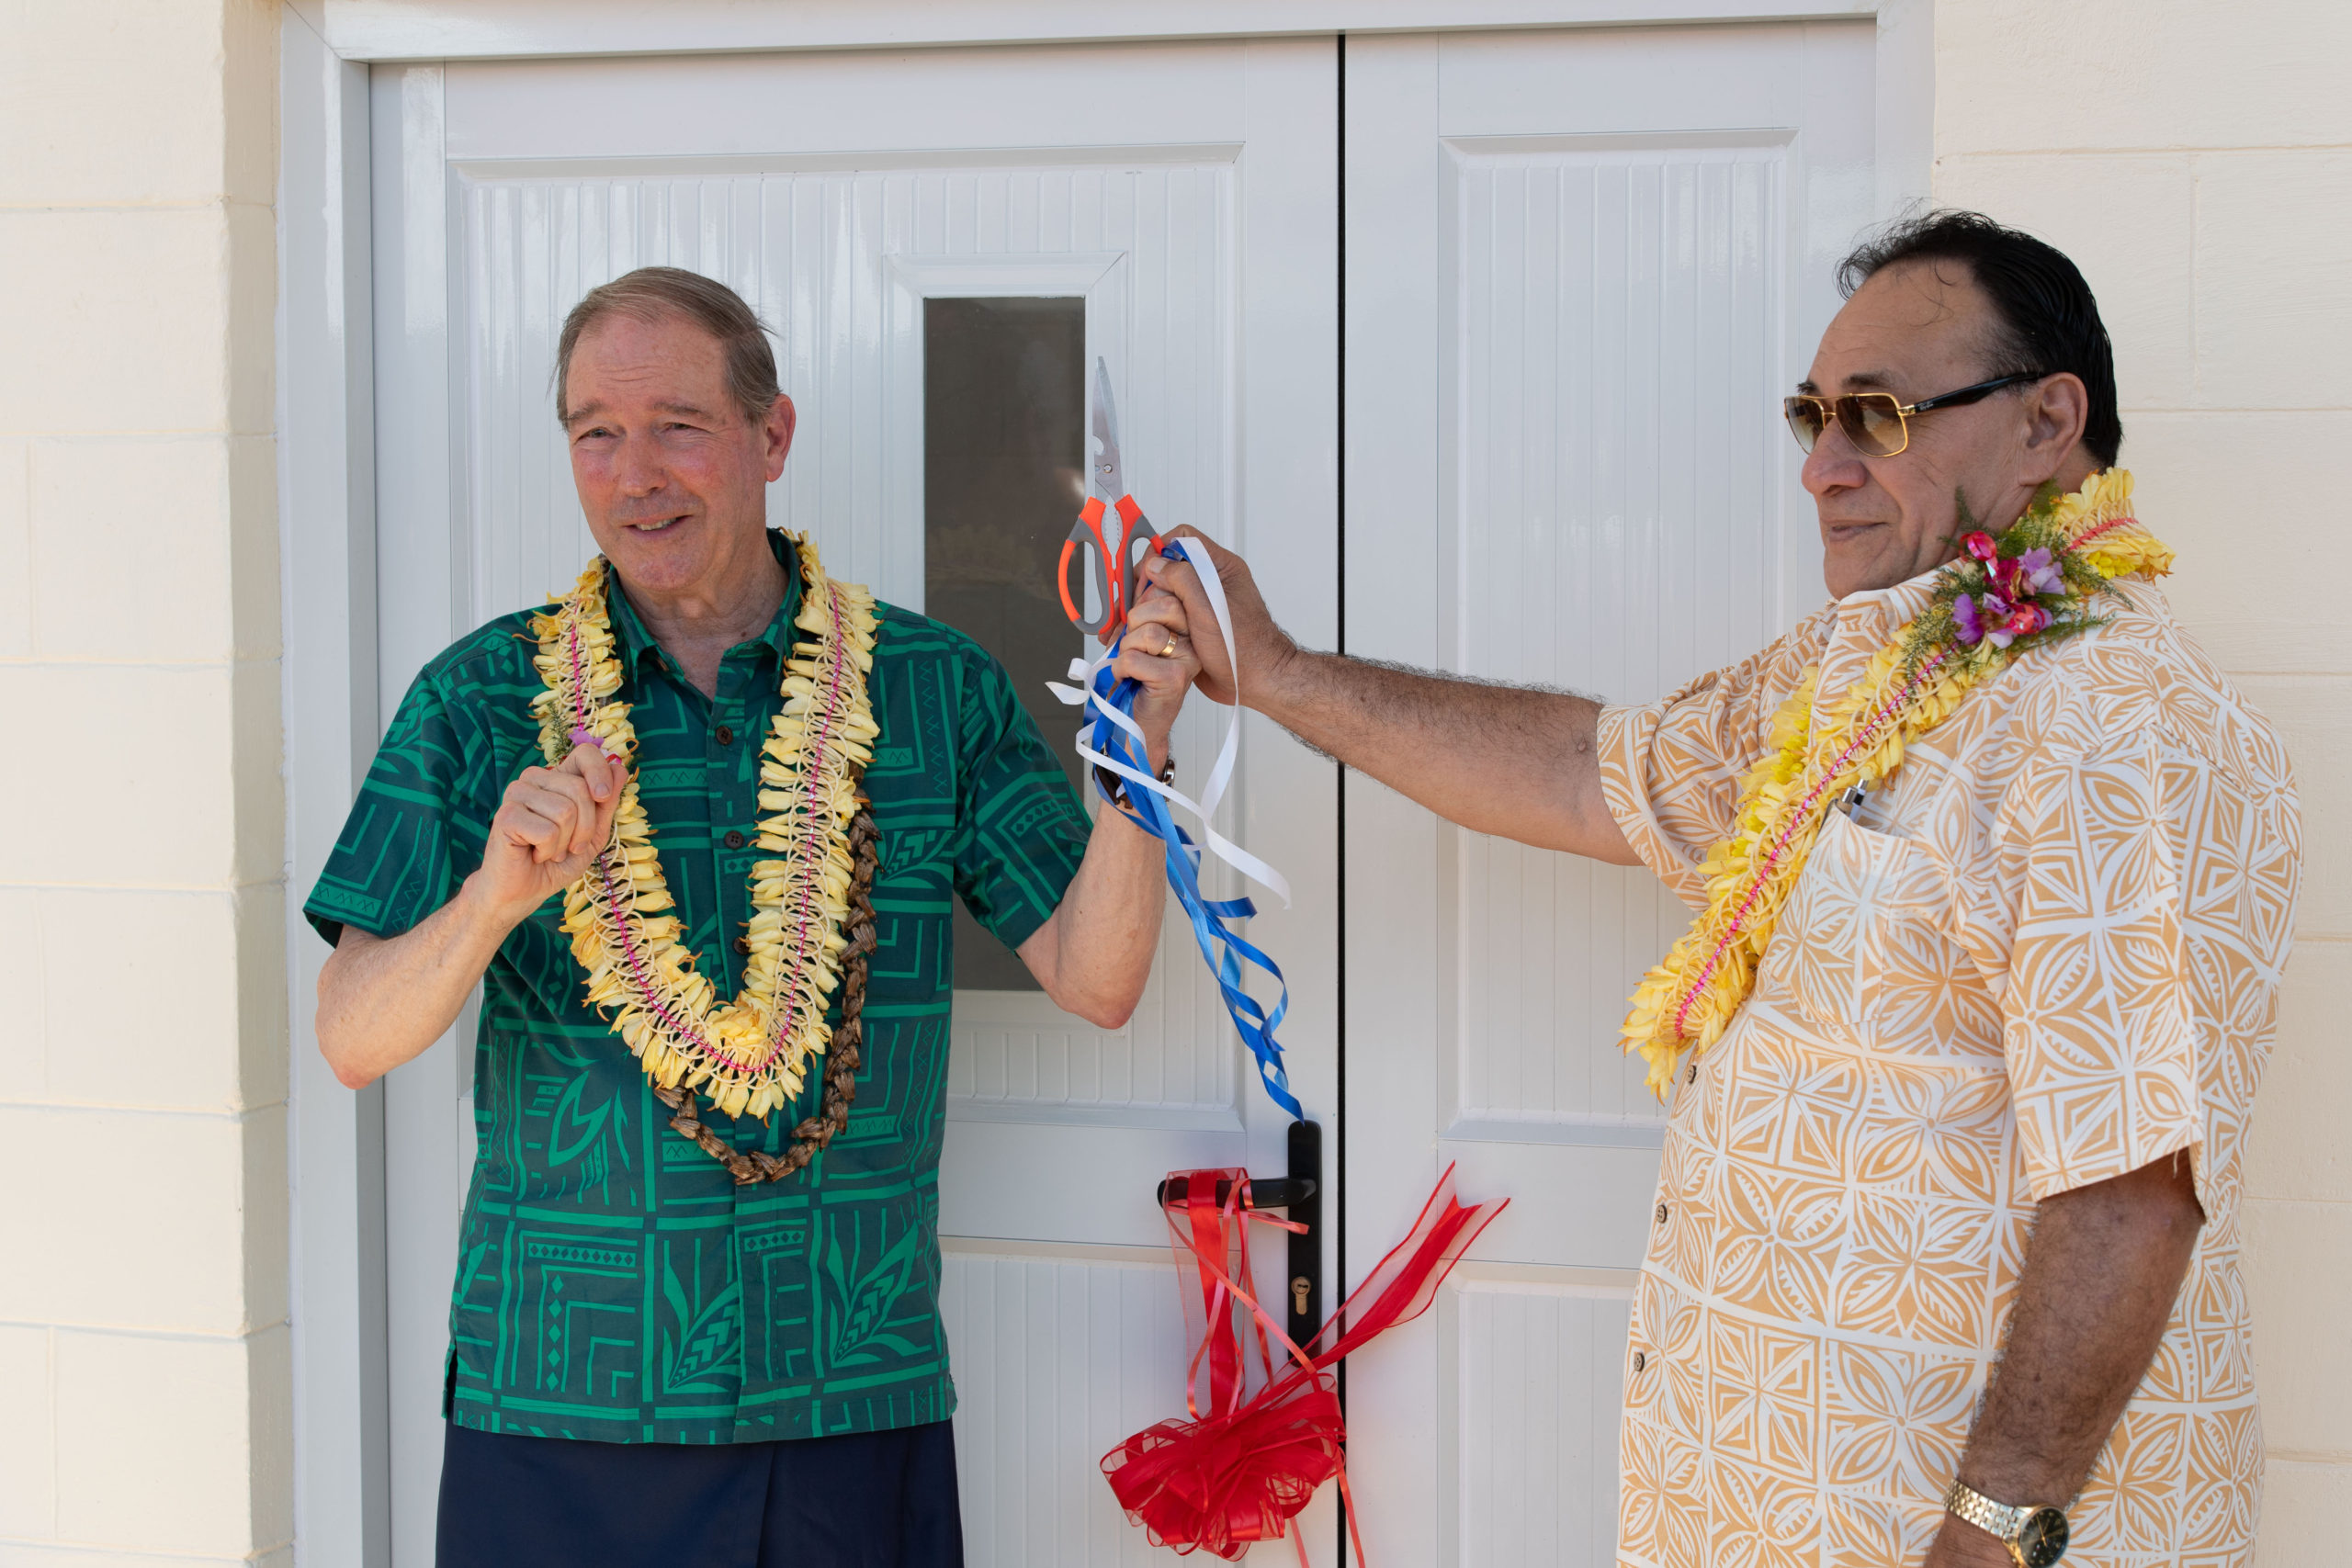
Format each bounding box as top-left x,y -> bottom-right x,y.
307,268 -> 1197,1568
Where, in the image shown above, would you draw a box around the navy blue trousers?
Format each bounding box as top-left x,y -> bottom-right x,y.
435,1419 -> 965,1568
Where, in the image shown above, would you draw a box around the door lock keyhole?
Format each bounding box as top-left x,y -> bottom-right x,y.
1292,1276 -> 1312,1318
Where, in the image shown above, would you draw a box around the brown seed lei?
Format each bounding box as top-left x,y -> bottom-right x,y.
652,806 -> 881,1184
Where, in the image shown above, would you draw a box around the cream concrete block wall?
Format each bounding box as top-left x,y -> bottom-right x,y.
1936,2 -> 2352,1561
0,2 -> 287,1564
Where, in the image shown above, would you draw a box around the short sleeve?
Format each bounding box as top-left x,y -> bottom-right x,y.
946,651 -> 1092,953
303,668 -> 497,946
1597,626 -> 1821,907
1991,738 -> 2240,1209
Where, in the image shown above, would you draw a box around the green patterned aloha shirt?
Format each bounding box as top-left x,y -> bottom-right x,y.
306,531 -> 1092,1444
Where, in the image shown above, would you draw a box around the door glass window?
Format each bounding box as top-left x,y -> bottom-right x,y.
923,296 -> 1089,991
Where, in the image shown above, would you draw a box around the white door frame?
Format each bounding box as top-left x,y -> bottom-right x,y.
277,4 -> 1931,1562
299,0 -> 1905,63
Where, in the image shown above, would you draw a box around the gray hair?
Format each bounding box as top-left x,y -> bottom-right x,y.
553,265 -> 781,427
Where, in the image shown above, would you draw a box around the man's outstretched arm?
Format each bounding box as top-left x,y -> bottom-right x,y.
1924,1154 -> 2204,1567
1135,529 -> 1640,863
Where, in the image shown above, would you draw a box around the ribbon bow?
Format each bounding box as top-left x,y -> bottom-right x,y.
1102,1166 -> 1508,1562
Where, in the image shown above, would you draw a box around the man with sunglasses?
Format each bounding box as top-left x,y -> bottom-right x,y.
1134,210 -> 2300,1567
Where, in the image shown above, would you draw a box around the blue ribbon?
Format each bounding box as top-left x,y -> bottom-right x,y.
1083,544 -> 1300,1121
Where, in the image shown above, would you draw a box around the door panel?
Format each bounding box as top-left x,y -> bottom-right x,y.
1343,23 -> 1874,1565
374,39 -> 1335,1567
937,1247 -> 1193,1567
1442,1279 -> 1636,1563
1451,137 -> 1788,1142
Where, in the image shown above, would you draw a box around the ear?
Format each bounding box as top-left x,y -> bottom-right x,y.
762,393 -> 797,481
2020,372 -> 2090,479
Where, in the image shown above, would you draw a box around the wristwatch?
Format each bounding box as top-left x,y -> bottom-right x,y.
1943,1479 -> 2069,1567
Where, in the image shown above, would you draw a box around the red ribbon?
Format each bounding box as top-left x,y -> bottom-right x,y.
1102,1165 -> 1507,1563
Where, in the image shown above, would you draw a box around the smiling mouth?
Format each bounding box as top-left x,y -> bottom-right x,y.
625,514 -> 688,534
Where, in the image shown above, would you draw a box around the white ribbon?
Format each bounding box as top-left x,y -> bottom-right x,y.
1047,545 -> 1292,908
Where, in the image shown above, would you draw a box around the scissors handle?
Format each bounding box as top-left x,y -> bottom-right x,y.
1111,496 -> 1163,626
1056,536 -> 1091,632
1058,498 -> 1117,639
1057,494 -> 1163,642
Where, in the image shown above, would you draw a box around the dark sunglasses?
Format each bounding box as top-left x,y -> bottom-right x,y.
1782,370 -> 2052,457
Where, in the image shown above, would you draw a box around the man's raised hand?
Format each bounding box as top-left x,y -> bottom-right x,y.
473,743 -> 629,924
317,740 -> 628,1091
1134,527 -> 1295,709
1112,573 -> 1204,767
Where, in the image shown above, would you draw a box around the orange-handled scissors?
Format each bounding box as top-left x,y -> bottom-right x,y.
1058,358 -> 1163,642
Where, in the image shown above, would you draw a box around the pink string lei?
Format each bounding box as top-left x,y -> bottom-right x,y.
1623,471 -> 2172,1089
561,615 -> 715,1053
751,582 -> 854,1074
539,545 -> 876,1106
1667,650 -> 1946,1039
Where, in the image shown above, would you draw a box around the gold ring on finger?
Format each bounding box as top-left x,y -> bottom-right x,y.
1160,633 -> 1180,660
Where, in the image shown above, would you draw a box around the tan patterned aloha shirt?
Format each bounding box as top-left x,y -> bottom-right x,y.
1598,558 -> 2301,1568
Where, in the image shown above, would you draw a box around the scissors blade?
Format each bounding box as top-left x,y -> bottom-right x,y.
1090,356 -> 1124,501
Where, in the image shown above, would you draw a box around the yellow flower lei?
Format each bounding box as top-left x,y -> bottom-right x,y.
1620,469 -> 2173,1095
532,536 -> 881,1122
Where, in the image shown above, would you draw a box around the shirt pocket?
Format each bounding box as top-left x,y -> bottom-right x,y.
1759,809 -> 1998,1058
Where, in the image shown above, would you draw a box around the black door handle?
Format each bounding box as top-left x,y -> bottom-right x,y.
1154,1121 -> 1322,1349
1153,1175 -> 1317,1209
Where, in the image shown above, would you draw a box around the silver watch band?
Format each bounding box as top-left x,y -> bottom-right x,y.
1945,1478 -> 2070,1567
1944,1479 -> 2029,1541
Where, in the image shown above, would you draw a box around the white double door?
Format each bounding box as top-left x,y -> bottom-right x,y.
366,21 -> 1872,1568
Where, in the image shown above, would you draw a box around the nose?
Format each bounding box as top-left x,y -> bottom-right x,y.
1801,423 -> 1869,499
614,429 -> 665,496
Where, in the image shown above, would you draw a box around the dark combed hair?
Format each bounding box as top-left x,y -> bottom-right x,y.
1837,210 -> 2121,466
554,266 -> 781,427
